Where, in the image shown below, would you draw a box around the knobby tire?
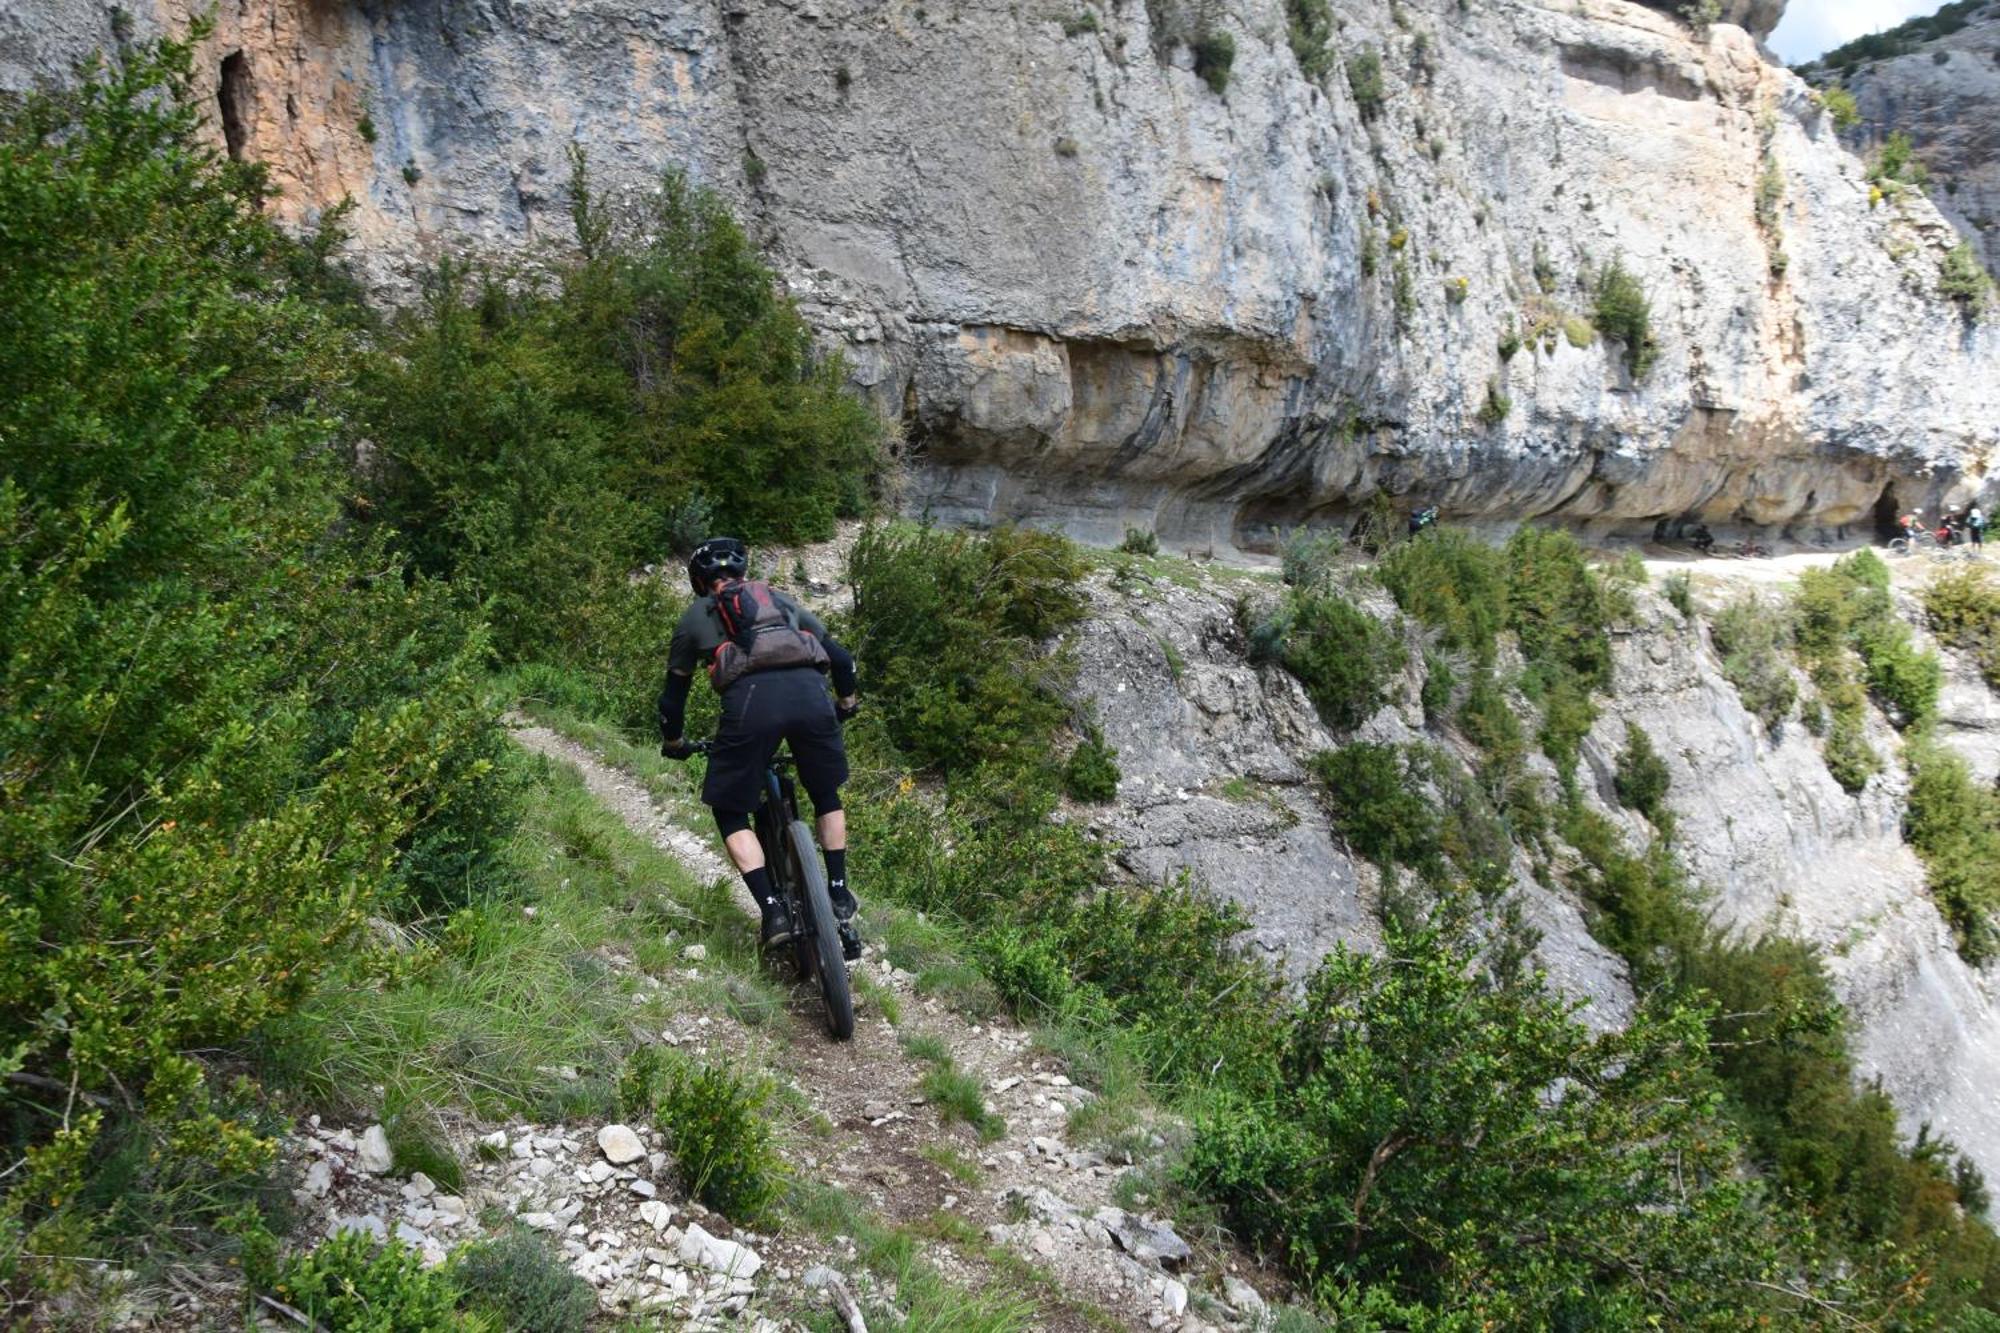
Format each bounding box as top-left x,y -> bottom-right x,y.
785,819 -> 854,1041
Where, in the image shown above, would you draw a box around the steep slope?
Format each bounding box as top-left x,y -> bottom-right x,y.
3,0 -> 1994,547
1067,546 -> 2000,1182
1837,3 -> 2000,277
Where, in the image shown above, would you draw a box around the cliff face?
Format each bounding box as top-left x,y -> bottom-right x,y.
1841,6 -> 2000,279
1073,553 -> 2000,1186
4,0 -> 1995,554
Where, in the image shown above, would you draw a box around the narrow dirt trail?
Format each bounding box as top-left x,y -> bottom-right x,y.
509,724 -> 1251,1333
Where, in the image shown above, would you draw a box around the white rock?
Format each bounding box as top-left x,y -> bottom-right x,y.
1163,1278 -> 1188,1316
1223,1276 -> 1266,1319
639,1199 -> 675,1232
407,1171 -> 437,1198
678,1222 -> 763,1278
328,1214 -> 388,1242
597,1124 -> 646,1165
356,1124 -> 394,1175
522,1211 -> 561,1231
301,1159 -> 333,1198
682,943 -> 707,962
630,1178 -> 658,1199
480,1130 -> 509,1152
434,1195 -> 467,1221
587,1160 -> 617,1184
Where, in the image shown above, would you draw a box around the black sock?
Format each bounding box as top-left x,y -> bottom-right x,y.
743,866 -> 778,912
823,848 -> 849,898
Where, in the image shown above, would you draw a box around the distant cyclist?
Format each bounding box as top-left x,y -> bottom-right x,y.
1408,505 -> 1439,537
658,537 -> 860,949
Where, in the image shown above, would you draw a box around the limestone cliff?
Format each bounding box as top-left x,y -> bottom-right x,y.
1072,552 -> 2000,1186
1839,5 -> 2000,279
4,0 -> 1995,553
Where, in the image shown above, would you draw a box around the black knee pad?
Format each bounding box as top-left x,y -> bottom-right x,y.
714,808 -> 752,838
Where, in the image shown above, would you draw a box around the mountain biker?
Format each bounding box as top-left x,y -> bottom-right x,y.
1971,506 -> 1987,550
1408,505 -> 1439,537
1689,522 -> 1715,555
658,537 -> 861,950
1897,510 -> 1924,545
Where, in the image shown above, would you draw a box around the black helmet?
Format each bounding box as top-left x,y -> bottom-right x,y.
687,536 -> 749,594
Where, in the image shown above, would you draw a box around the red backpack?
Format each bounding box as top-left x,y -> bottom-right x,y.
707,579 -> 830,690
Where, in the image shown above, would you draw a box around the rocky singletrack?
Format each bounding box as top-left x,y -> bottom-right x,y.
271,723 -> 1284,1333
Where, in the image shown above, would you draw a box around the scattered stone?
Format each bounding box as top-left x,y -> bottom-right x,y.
328,1214 -> 388,1242
406,1171 -> 437,1198
522,1211 -> 561,1231
1163,1278 -> 1189,1316
434,1195 -> 467,1222
597,1124 -> 646,1165
479,1129 -> 509,1153
991,1075 -> 1023,1093
301,1159 -> 333,1198
356,1124 -> 394,1175
682,943 -> 708,962
679,1222 -> 763,1278
639,1200 -> 675,1233
1223,1275 -> 1266,1321
1108,1213 -> 1192,1269
587,1160 -> 617,1184
630,1178 -> 658,1199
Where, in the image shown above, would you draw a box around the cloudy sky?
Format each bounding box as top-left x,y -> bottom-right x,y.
1768,0 -> 1946,63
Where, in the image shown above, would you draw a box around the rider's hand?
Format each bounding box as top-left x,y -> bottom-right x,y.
661,737 -> 696,761
835,696 -> 860,724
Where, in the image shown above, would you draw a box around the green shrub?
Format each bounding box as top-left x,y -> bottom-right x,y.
1063,725 -> 1121,802
1347,49 -> 1386,119
1279,526 -> 1344,587
1504,526 -> 1620,692
654,1059 -> 786,1222
1822,85 -> 1860,130
0,33 -> 518,1284
1613,722 -> 1673,828
1310,744 -> 1439,877
1904,738 -> 2000,963
454,1230 -> 596,1333
273,1231 -> 465,1331
1249,586 -> 1407,730
1711,598 -> 1797,733
1924,566 -> 2000,687
1656,564 -> 1688,616
1120,526 -> 1160,556
1475,378 -> 1511,427
1184,908 -> 1811,1326
360,157 -> 883,665
1942,241 -> 1993,317
1286,0 -> 1336,79
846,524 -> 1087,775
1593,257 -> 1658,379
1192,29 -> 1236,93
1376,527 -> 1509,664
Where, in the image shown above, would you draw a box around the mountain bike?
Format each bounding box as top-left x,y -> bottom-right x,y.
691,742 -> 855,1041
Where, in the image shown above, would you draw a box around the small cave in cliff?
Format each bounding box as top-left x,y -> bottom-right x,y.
217,52 -> 252,162
1874,486 -> 1903,542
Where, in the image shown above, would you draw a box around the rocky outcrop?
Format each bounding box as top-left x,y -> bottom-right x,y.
1841,6 -> 2000,277
3,0 -> 1995,553
1070,553 -> 2000,1185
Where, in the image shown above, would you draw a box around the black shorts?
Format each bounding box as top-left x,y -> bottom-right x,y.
702,667 -> 849,815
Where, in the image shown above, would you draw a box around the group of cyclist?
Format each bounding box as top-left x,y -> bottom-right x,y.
1894,506 -> 1987,552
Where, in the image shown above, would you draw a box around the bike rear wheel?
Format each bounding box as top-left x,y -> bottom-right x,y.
783,820 -> 854,1041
